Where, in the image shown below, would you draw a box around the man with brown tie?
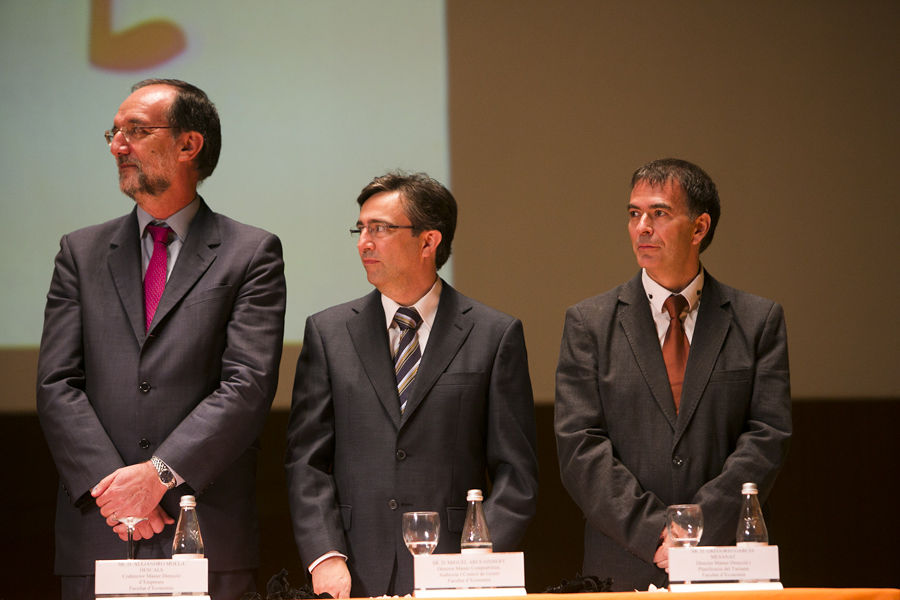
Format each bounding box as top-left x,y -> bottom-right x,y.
554,158 -> 792,591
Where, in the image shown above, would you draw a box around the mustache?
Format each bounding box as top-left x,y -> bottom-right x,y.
117,156 -> 140,168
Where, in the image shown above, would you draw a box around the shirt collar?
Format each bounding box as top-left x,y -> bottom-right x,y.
136,196 -> 201,242
641,267 -> 704,316
381,277 -> 442,332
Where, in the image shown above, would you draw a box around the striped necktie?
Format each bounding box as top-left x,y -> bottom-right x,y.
393,307 -> 422,414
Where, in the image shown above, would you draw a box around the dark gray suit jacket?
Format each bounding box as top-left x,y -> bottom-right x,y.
555,271 -> 791,591
36,200 -> 286,574
286,282 -> 538,597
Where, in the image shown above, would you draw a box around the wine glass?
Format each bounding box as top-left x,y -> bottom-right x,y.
117,516 -> 148,559
402,511 -> 440,556
666,504 -> 703,547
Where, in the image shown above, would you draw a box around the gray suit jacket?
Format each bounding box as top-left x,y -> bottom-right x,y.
36,200 -> 286,574
286,282 -> 538,597
554,271 -> 791,591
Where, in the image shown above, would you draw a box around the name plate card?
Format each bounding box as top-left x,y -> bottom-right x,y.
669,546 -> 782,592
95,558 -> 208,598
413,552 -> 526,597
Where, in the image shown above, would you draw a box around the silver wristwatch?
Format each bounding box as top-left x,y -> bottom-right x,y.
151,456 -> 177,490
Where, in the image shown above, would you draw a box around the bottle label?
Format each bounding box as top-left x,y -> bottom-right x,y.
171,553 -> 205,560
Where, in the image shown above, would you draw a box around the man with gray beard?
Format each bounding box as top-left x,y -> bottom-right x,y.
37,79 -> 286,600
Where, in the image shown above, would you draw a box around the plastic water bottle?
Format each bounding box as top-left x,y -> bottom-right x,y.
172,495 -> 205,558
736,482 -> 769,546
460,489 -> 492,553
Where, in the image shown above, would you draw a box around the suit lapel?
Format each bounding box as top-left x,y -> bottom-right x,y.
107,210 -> 146,344
400,283 -> 473,427
347,291 -> 403,429
617,273 -> 678,428
675,274 -> 732,440
147,201 -> 218,335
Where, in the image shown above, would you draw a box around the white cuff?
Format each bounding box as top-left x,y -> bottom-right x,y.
309,551 -> 348,573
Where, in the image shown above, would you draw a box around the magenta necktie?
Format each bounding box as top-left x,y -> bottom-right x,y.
144,224 -> 172,332
662,294 -> 690,413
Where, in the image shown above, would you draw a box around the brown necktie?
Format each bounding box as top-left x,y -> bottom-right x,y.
662,294 -> 690,412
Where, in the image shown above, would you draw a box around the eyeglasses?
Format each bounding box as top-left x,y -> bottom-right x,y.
350,223 -> 416,238
104,125 -> 175,145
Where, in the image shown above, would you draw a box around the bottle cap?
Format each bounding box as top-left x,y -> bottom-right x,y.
741,482 -> 758,495
180,495 -> 197,507
466,489 -> 483,502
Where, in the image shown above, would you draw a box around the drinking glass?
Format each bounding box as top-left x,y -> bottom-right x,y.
402,511 -> 440,555
117,516 -> 148,559
666,504 -> 704,547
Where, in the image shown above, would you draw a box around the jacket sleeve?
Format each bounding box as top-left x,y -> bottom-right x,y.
482,317 -> 539,550
285,315 -> 349,568
554,304 -> 668,564
36,234 -> 125,504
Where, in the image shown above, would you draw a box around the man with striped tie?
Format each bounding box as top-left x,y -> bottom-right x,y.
286,172 -> 539,598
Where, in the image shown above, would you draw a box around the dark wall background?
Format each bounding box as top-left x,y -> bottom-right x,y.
5,402 -> 899,598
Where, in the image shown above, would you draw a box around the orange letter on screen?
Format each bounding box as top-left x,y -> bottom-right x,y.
89,0 -> 186,71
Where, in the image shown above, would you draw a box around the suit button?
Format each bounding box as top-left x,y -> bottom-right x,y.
388,499 -> 399,510
139,381 -> 151,393
139,438 -> 151,449
672,456 -> 684,467
395,449 -> 407,461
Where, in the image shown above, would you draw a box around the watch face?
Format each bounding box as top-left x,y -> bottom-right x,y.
153,458 -> 174,485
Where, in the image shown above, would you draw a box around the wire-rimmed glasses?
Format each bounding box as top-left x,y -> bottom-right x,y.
104,125 -> 175,145
350,222 -> 416,238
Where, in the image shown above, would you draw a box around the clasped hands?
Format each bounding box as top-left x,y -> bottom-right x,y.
92,461 -> 174,541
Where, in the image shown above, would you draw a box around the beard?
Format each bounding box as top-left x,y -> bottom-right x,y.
119,160 -> 171,199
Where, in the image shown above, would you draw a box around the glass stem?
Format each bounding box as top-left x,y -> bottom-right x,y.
127,527 -> 135,560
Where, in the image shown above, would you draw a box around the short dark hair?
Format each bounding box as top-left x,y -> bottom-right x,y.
631,158 -> 721,252
357,171 -> 457,270
132,79 -> 221,181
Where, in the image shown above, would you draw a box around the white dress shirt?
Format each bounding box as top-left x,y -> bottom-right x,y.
381,277 -> 442,356
136,196 -> 201,279
641,267 -> 704,346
